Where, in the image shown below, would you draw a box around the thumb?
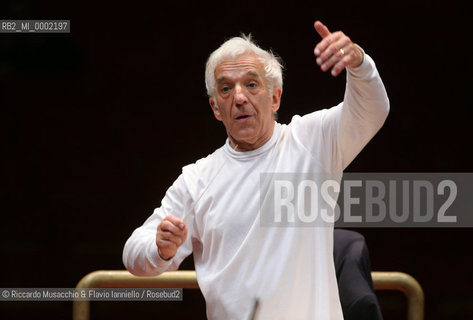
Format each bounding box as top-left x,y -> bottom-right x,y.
314,20 -> 331,38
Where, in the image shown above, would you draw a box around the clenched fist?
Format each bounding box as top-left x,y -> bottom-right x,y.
156,215 -> 188,260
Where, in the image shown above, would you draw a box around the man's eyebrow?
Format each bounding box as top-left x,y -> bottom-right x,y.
246,70 -> 260,78
216,76 -> 227,84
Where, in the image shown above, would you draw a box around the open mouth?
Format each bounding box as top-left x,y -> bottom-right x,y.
236,114 -> 251,120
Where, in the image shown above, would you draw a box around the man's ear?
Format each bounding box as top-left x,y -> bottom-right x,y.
271,87 -> 282,114
209,97 -> 222,121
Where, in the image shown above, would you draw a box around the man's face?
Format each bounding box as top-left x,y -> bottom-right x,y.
209,53 -> 282,151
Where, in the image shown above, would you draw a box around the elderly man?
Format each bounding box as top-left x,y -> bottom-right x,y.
123,20 -> 389,319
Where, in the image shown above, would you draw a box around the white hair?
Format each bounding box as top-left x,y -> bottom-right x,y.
205,35 -> 283,98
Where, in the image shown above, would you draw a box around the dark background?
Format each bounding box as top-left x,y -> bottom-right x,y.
1,0 -> 472,319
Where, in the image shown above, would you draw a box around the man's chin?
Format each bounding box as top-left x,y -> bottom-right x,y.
232,131 -> 256,142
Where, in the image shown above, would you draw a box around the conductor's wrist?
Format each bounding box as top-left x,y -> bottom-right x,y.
348,44 -> 365,69
158,248 -> 174,261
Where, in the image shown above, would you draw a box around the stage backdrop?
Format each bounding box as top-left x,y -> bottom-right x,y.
1,0 -> 472,319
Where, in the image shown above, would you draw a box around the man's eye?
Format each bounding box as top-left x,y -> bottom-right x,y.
248,82 -> 257,88
222,86 -> 231,93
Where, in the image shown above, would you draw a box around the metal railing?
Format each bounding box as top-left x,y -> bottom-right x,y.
73,270 -> 424,320
372,272 -> 424,320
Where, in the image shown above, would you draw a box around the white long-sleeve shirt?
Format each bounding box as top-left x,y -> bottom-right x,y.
123,52 -> 389,320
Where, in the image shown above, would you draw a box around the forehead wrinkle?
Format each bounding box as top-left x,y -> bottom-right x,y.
216,70 -> 261,84
215,54 -> 265,81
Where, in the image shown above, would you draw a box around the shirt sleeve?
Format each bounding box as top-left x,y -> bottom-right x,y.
289,49 -> 389,172
338,48 -> 390,170
122,173 -> 195,276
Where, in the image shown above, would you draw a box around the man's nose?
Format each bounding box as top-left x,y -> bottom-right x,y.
234,85 -> 248,105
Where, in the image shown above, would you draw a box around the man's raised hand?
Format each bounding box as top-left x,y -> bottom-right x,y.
313,20 -> 364,77
156,215 -> 188,260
